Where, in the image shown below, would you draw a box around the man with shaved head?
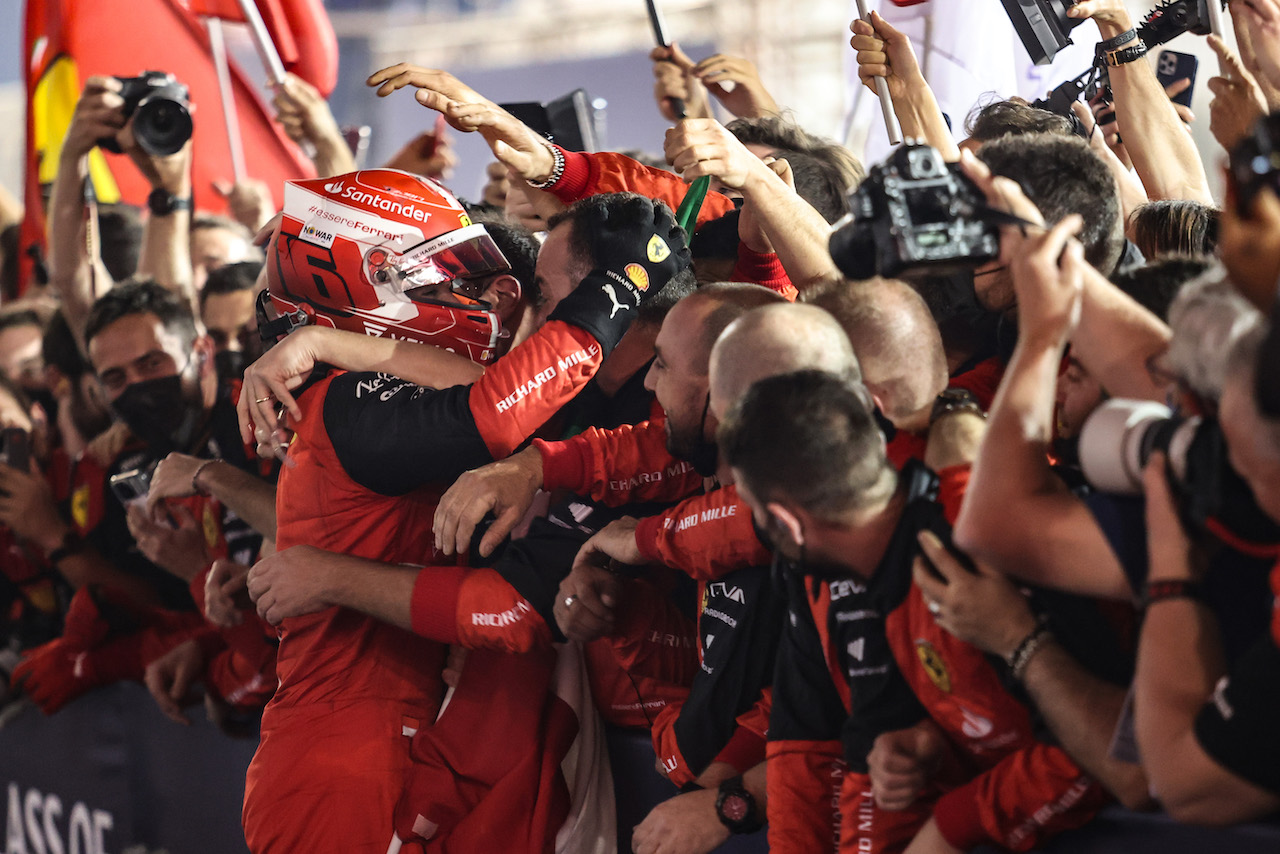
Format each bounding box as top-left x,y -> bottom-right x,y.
708,302 -> 862,419
805,278 -> 949,433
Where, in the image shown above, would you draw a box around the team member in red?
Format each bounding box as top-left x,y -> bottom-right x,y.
239,170 -> 690,854
246,283 -> 788,852
719,371 -> 1108,854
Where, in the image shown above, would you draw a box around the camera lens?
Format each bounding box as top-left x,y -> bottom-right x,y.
135,97 -> 193,157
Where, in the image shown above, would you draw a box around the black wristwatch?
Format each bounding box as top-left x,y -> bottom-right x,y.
929,388 -> 985,428
715,776 -> 762,835
1104,40 -> 1148,67
147,187 -> 192,216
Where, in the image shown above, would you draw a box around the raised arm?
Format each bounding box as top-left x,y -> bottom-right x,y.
48,77 -> 124,348
663,119 -> 840,290
952,153 -> 1132,600
272,72 -> 356,179
850,12 -> 959,161
126,129 -> 195,300
366,65 -> 559,187
1067,0 -> 1212,203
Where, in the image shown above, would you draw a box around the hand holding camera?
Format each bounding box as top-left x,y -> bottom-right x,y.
60,76 -> 128,164
63,73 -> 193,194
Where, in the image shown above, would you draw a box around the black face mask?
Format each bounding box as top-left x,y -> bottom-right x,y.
214,349 -> 249,384
111,373 -> 205,457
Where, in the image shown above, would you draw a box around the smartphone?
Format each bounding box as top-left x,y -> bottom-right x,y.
1156,50 -> 1199,110
109,466 -> 153,509
1,428 -> 29,472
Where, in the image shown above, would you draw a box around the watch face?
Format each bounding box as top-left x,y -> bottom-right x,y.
721,794 -> 750,823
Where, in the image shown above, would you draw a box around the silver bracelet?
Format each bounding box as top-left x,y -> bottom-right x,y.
526,141 -> 565,190
1006,625 -> 1054,682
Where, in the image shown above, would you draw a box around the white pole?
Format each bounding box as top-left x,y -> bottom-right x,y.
855,0 -> 903,145
206,17 -> 246,182
235,0 -> 288,86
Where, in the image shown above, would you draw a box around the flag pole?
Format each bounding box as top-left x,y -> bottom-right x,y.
854,0 -> 902,145
206,17 -> 247,182
235,0 -> 288,86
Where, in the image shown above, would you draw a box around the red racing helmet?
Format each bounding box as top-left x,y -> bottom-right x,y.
264,168 -> 507,364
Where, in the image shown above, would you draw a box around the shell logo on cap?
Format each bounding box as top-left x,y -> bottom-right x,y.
625,263 -> 650,292
647,234 -> 671,263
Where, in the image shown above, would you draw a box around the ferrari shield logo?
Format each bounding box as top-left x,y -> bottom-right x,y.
915,639 -> 951,693
647,234 -> 671,263
203,504 -> 220,549
71,484 -> 90,530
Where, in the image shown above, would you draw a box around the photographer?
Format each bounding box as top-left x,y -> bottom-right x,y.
1066,0 -> 1213,204
47,76 -> 196,352
954,148 -> 1172,598
1133,324 -> 1280,823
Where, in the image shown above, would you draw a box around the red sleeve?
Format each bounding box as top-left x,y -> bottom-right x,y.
546,148 -> 737,229
652,700 -> 697,787
468,320 -> 603,459
204,620 -> 278,711
731,244 -> 797,300
409,565 -> 552,653
634,485 -> 771,581
767,739 -> 844,854
583,576 -> 696,728
533,419 -> 704,506
454,567 -> 553,654
931,744 -> 1109,851
712,688 -> 771,773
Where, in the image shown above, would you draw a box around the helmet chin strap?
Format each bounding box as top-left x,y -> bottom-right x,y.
256,290 -> 314,344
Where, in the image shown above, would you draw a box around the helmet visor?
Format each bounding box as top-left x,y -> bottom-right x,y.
393,223 -> 510,290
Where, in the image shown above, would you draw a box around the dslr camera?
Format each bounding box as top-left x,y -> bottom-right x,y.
1031,0 -> 1222,120
828,143 -> 1000,281
1078,399 -> 1280,549
99,71 -> 193,157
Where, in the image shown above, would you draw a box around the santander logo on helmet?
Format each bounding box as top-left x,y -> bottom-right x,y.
265,169 -> 507,365
319,176 -> 440,224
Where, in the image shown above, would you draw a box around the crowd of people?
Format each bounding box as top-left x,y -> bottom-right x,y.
1,0 -> 1279,851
